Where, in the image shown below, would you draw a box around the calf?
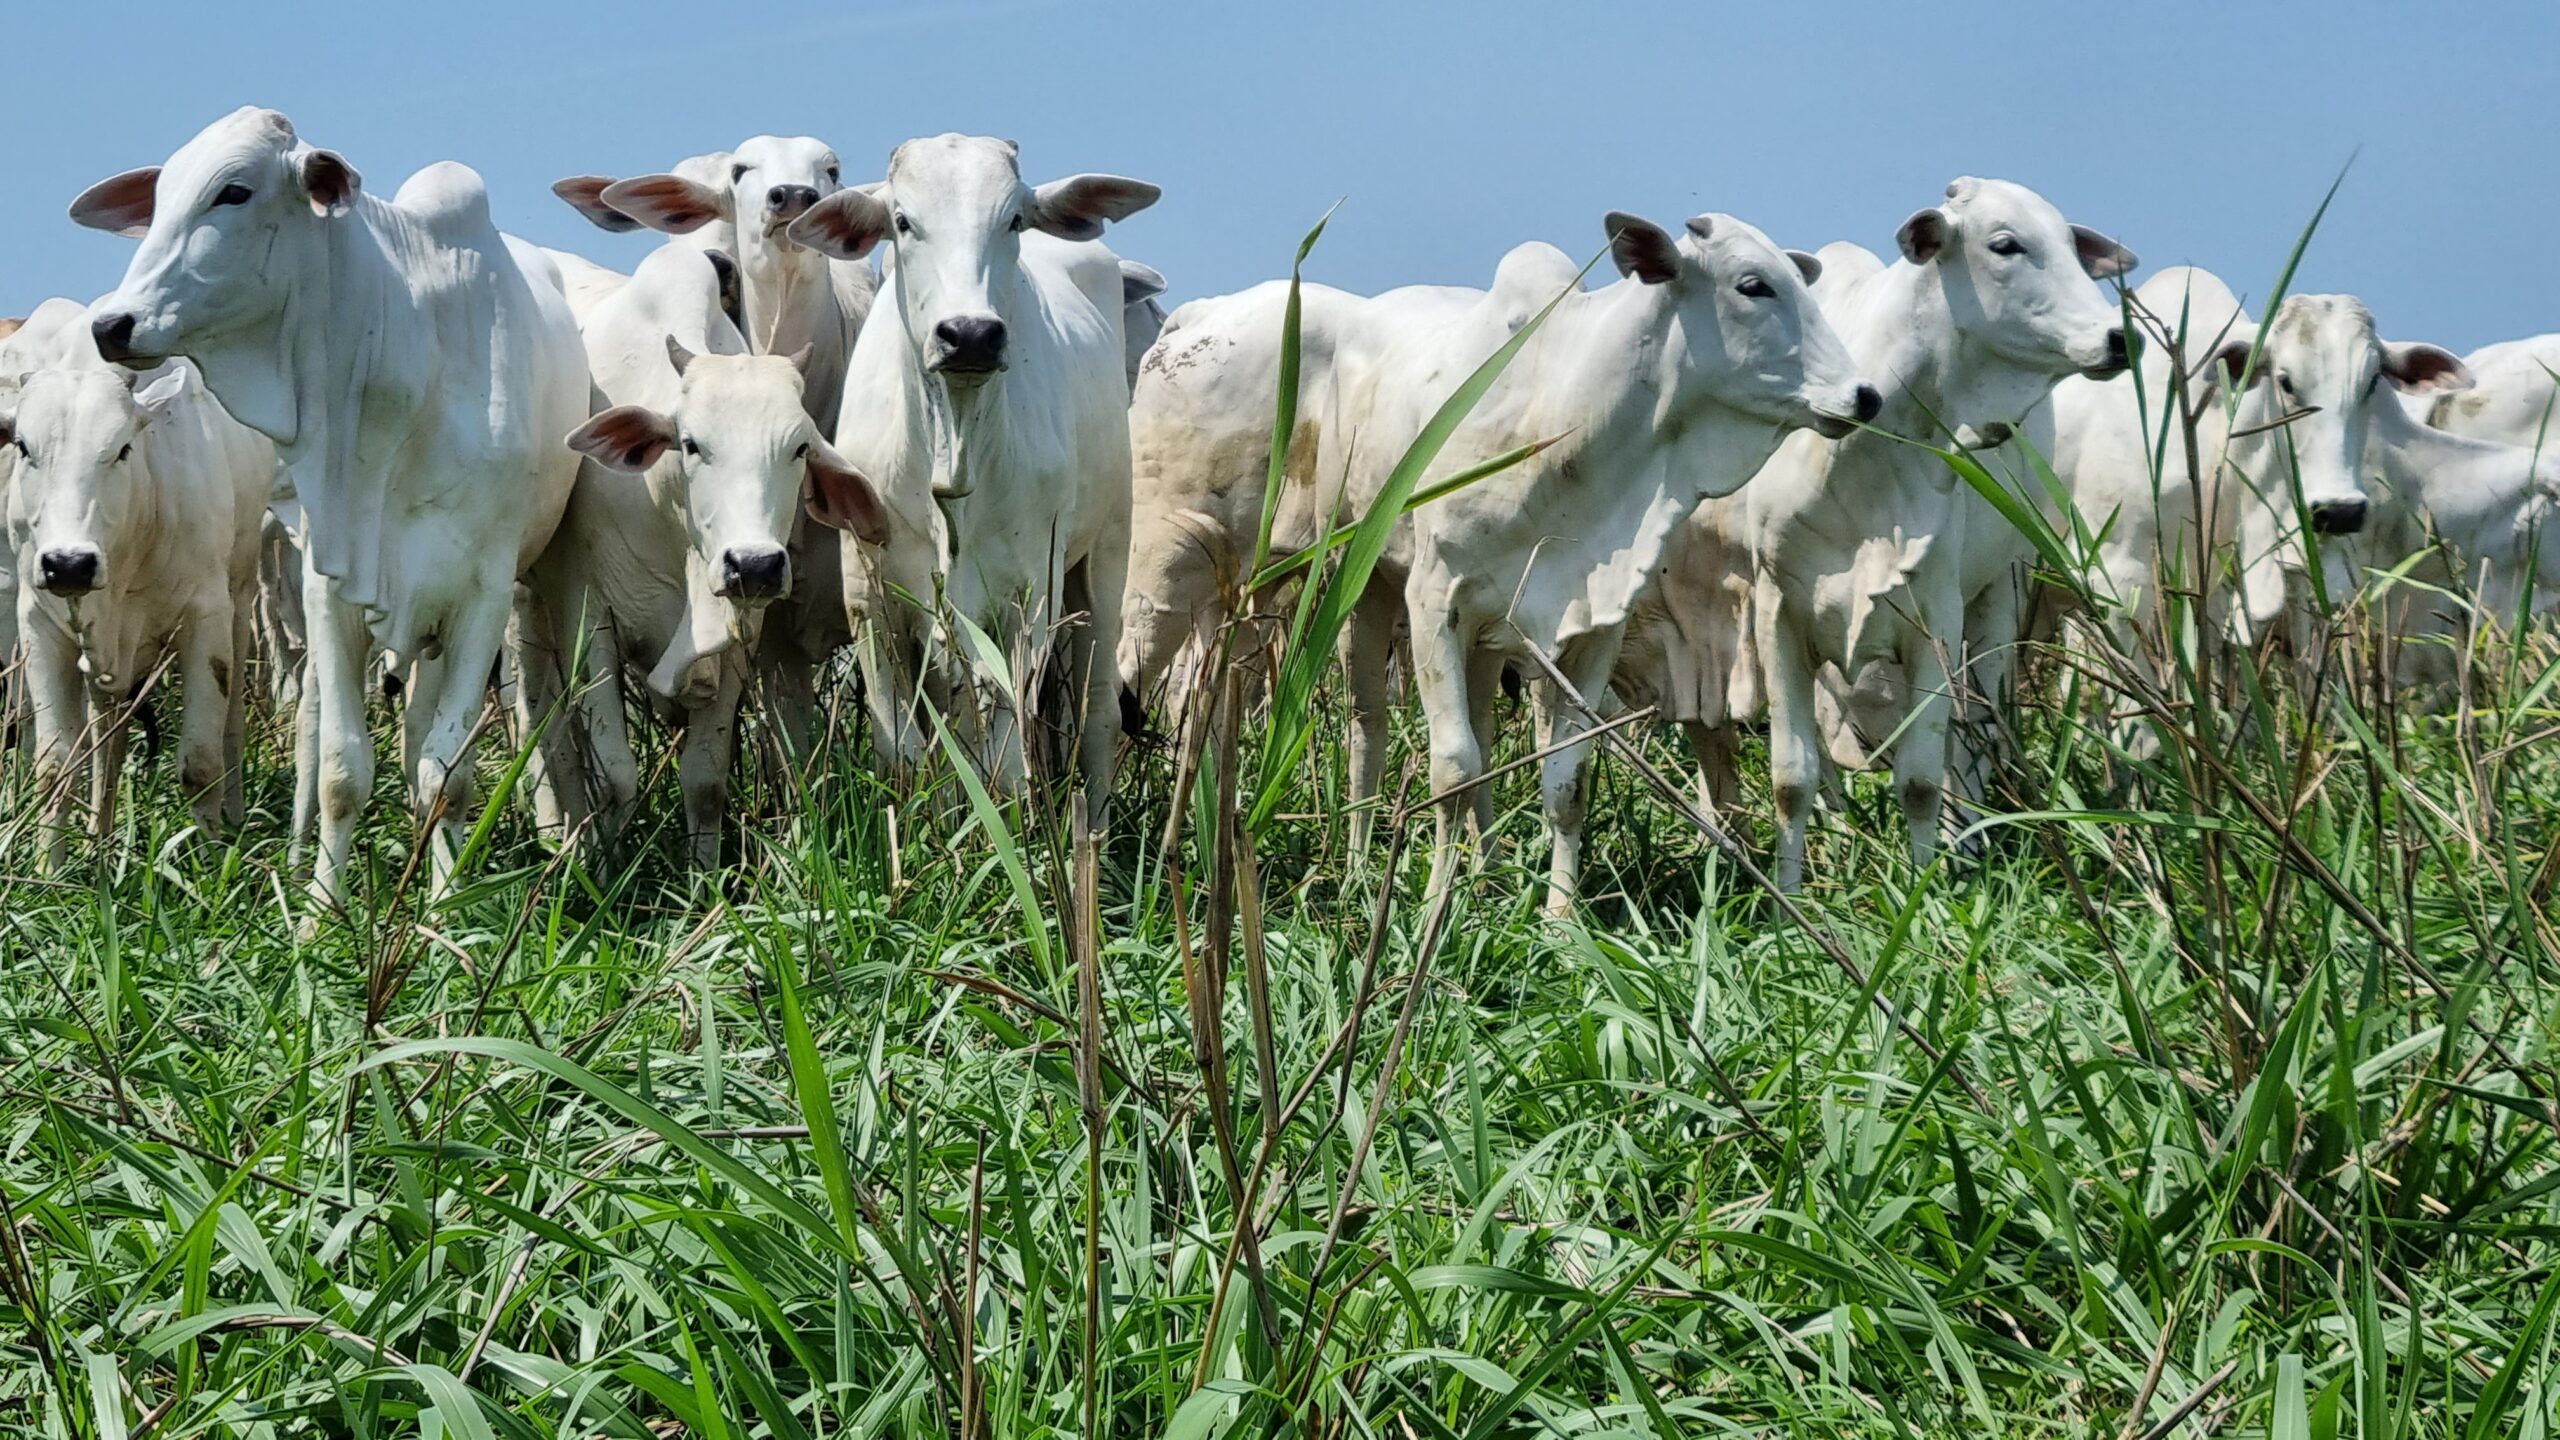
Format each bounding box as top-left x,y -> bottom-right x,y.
790,134 -> 1157,815
75,106 -> 590,909
2,351 -> 271,866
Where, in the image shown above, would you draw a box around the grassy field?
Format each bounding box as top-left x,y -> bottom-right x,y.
9,245 -> 2560,1439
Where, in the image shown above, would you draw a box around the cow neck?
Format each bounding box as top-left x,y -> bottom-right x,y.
739,239 -> 830,358
2372,397 -> 2559,550
1558,281 -> 1686,469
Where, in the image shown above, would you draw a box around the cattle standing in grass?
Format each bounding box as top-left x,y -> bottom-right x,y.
790,134 -> 1158,817
1119,211 -> 1877,909
1,345 -> 272,868
74,106 -> 589,910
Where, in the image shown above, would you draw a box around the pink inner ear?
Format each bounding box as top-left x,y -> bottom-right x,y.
70,166 -> 162,237
601,176 -> 723,235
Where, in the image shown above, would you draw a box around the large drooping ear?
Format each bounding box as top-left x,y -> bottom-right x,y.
2071,224 -> 2138,280
787,187 -> 892,260
1896,208 -> 1950,265
566,405 -> 678,472
2381,341 -> 2472,395
599,173 -> 730,235
1119,260 -> 1168,306
1024,174 -> 1161,241
553,176 -> 645,233
296,148 -> 361,217
69,167 -> 163,237
803,439 -> 889,545
130,366 -> 189,420
1605,212 -> 1680,285
1785,249 -> 1823,286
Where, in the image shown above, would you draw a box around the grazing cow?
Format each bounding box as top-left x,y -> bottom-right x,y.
1119,210 -> 1877,907
528,245 -> 884,865
1,344 -> 272,867
789,134 -> 1158,815
74,106 -> 589,909
1727,179 -> 2132,889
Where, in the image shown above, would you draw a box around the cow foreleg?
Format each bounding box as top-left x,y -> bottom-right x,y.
412,593 -> 513,894
1339,585 -> 1401,856
1534,627 -> 1624,917
175,603 -> 235,840
304,575 -> 377,915
1067,545 -> 1129,828
1758,576 -> 1820,892
1896,589 -> 1962,874
1409,592 -> 1483,902
23,625 -> 86,873
680,664 -> 745,872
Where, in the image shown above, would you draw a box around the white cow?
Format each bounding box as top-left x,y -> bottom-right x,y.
789,134 -> 1157,815
74,106 -> 589,909
1730,179 -> 2133,889
1119,209 -> 1876,906
529,245 -> 885,865
1,343 -> 272,867
0,301 -> 98,729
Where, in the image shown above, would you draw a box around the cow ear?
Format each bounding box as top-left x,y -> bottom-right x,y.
787,188 -> 891,260
2199,335 -> 2258,405
1119,260 -> 1168,307
130,367 -> 188,419
70,166 -> 162,237
297,149 -> 360,217
804,440 -> 889,545
2382,341 -> 2472,395
1896,208 -> 1950,265
600,174 -> 730,236
1786,249 -> 1823,287
1605,212 -> 1680,285
553,176 -> 644,233
2071,224 -> 2138,281
782,343 -> 816,376
1026,174 -> 1161,241
665,335 -> 696,376
566,405 -> 677,473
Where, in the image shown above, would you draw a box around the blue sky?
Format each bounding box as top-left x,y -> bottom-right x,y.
6,1 -> 2551,351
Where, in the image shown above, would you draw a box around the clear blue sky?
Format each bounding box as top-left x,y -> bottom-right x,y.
6,1 -> 2551,352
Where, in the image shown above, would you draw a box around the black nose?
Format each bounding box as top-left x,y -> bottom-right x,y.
38,547 -> 101,596
720,545 -> 790,600
2102,327 -> 2129,368
2308,497 -> 2369,536
91,312 -> 139,365
1851,383 -> 1883,424
932,316 -> 1008,374
767,184 -> 820,221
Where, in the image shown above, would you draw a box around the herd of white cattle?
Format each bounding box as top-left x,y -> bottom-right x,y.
3,107 -> 2556,916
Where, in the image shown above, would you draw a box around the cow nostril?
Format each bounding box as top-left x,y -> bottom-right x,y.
38,547 -> 101,595
91,312 -> 139,364
1852,383 -> 1883,424
931,317 -> 1008,373
767,184 -> 819,218
2103,328 -> 2129,365
719,546 -> 790,599
2309,498 -> 2369,536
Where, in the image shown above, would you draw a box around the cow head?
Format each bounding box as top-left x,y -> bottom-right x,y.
605,136 -> 842,287
2212,296 -> 2470,539
789,134 -> 1159,385
2,364 -> 191,599
74,108 -> 355,386
566,342 -> 886,607
1604,210 -> 1879,440
1897,178 -> 2135,426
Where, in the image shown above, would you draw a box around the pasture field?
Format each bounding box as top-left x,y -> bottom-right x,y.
7,213 -> 2560,1440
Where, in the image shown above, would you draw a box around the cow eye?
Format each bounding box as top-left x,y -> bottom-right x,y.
8,437 -> 27,461
1008,213 -> 1027,233
2276,371 -> 2297,397
115,443 -> 132,464
1736,274 -> 1776,300
213,183 -> 253,208
681,437 -> 701,458
893,210 -> 914,237
794,443 -> 810,461
731,163 -> 751,184
1986,232 -> 2025,257
824,164 -> 840,184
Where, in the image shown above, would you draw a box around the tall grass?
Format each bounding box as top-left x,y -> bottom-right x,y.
4,203 -> 2560,1440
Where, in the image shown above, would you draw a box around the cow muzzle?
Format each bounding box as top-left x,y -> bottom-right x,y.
929,316 -> 1008,379
718,545 -> 791,602
1809,383 -> 1884,440
766,185 -> 822,232
2308,497 -> 2369,536
2081,326 -> 2131,381
90,311 -> 154,370
38,546 -> 102,597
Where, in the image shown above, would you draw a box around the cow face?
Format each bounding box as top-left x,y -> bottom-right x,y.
74,108 -> 353,374
789,134 -> 1159,385
566,343 -> 887,605
2,366 -> 189,599
1606,211 -> 1878,439
2213,296 -> 2470,538
1897,178 -> 2134,424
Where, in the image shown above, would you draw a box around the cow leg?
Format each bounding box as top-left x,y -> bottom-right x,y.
1408,592 -> 1483,900
680,665 -> 745,872
412,592 -> 512,893
1757,576 -> 1820,891
175,605 -> 235,839
23,626 -> 85,873
1536,627 -> 1625,916
1953,576 -> 2022,838
87,683 -> 129,856
1896,594 -> 1962,874
1340,584 -> 1402,856
1067,544 -> 1130,827
304,574 -> 378,913
505,581 -> 578,841
1681,720 -> 1740,815
224,599 -> 252,828
578,620 -> 639,850
1464,647 -> 1506,843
